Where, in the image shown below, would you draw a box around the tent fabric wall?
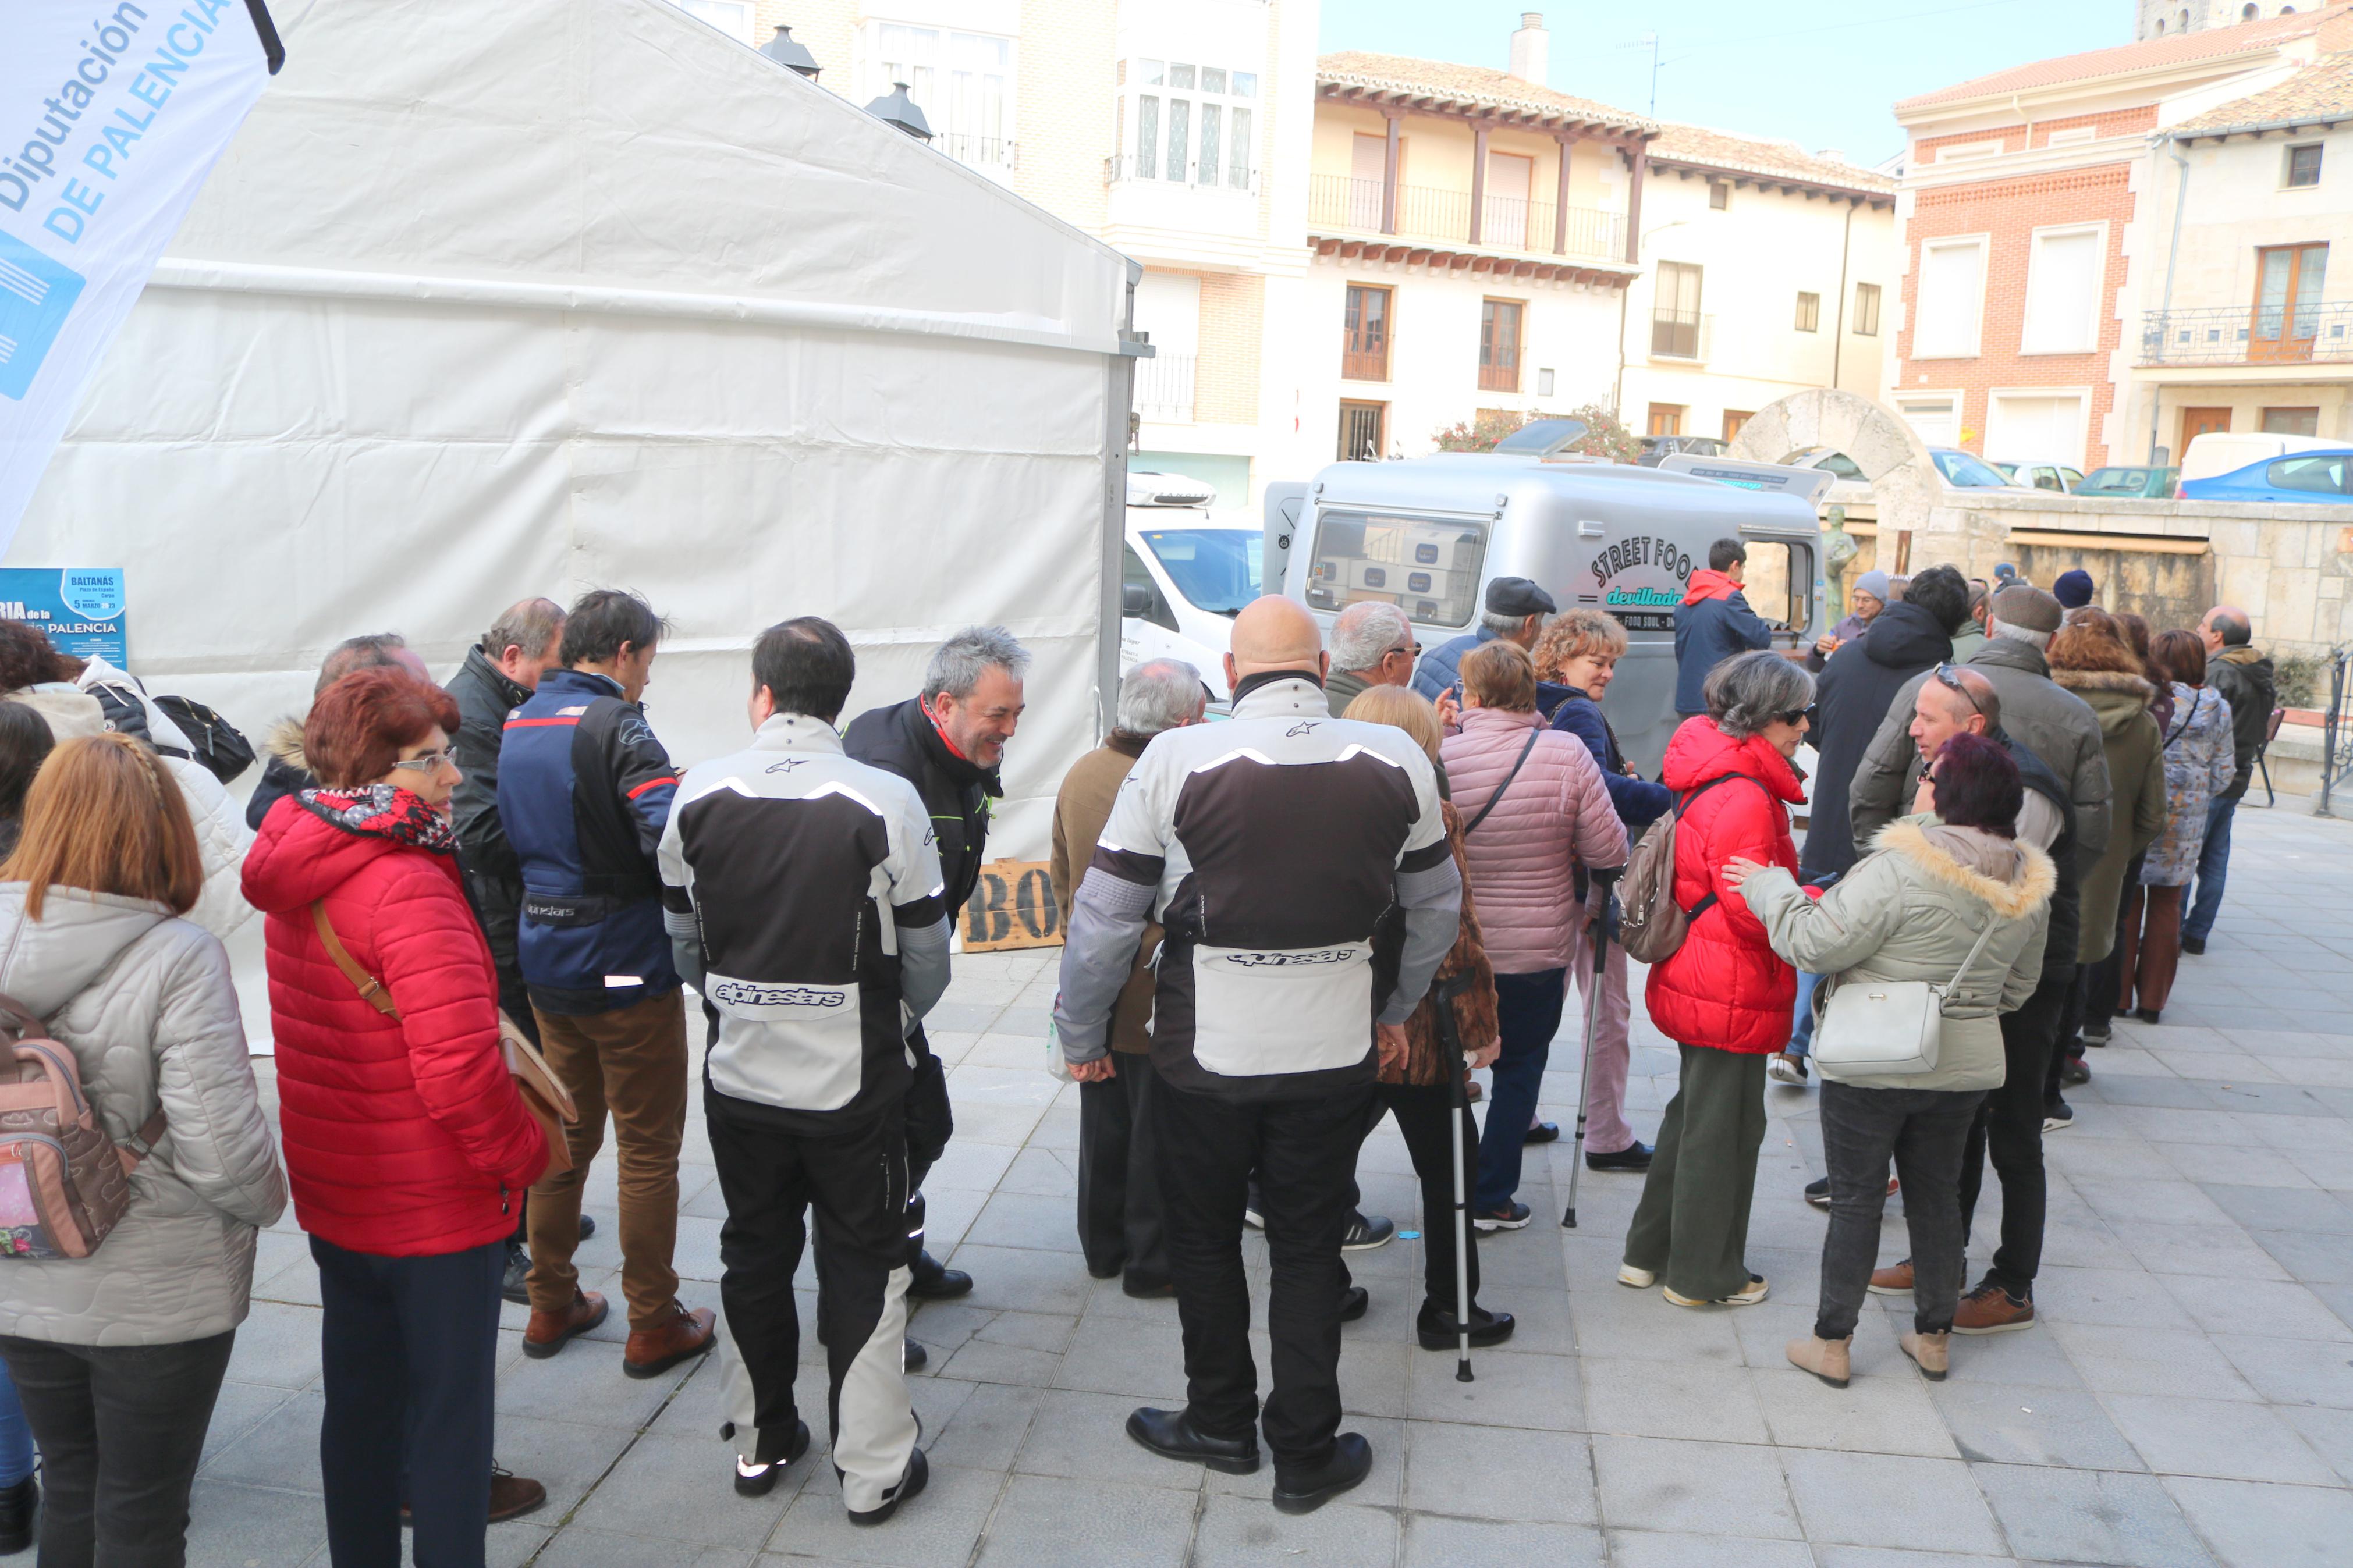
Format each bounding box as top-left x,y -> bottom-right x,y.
6,0 -> 1136,872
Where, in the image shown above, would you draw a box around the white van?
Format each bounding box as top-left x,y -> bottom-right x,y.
1121,471 -> 1258,699
2179,431 -> 2338,488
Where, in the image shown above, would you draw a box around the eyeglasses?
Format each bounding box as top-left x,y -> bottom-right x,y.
388,749 -> 455,774
1931,663 -> 1983,717
1387,642 -> 1423,660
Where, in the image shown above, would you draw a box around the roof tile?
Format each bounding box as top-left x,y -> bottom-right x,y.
1649,122 -> 1895,194
1896,4 -> 2351,112
1316,51 -> 1652,133
2172,48 -> 2353,131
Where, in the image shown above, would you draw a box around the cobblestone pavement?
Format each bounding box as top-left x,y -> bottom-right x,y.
190,803 -> 2353,1565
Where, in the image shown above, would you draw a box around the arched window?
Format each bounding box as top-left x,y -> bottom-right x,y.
2245,2 -> 2260,15
2155,16 -> 2166,30
2179,7 -> 2191,27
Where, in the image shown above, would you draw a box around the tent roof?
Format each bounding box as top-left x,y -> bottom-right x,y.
172,0 -> 1135,351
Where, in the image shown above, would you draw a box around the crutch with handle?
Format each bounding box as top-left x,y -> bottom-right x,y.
1562,866 -> 1622,1231
1427,972 -> 1479,1383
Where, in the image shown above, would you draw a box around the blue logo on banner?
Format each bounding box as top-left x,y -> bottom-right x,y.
0,231 -> 86,403
60,570 -> 125,620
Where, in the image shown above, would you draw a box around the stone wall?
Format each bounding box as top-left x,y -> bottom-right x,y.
1897,492 -> 2353,659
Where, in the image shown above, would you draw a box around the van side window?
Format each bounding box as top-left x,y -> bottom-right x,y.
1738,541 -> 1815,635
1122,544 -> 1180,632
1301,511 -> 1489,628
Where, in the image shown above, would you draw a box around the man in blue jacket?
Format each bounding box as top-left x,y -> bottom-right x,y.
501,589 -> 716,1381
1671,538 -> 1773,714
1411,577 -> 1555,703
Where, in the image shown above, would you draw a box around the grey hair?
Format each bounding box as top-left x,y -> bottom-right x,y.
1330,602 -> 1412,673
921,625 -> 1032,703
1988,617 -> 2052,651
315,633 -> 408,696
1703,650 -> 1815,739
1117,659 -> 1205,734
483,598 -> 566,662
1479,610 -> 1532,637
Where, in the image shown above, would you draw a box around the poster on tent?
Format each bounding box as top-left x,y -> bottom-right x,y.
0,567 -> 126,664
0,1 -> 282,552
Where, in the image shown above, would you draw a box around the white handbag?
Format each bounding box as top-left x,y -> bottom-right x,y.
1811,905 -> 2002,1078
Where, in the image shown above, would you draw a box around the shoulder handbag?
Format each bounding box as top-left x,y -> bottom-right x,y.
1811,900 -> 2003,1078
309,903 -> 577,1178
1461,727 -> 1544,836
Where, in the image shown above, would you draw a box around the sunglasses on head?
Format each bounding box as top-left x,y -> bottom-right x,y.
1931,663 -> 1983,717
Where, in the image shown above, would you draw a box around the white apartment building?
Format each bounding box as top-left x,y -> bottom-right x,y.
1618,127 -> 1895,446
675,0 -> 1326,507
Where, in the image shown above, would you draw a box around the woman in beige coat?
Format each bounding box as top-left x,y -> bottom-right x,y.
1726,734 -> 2052,1387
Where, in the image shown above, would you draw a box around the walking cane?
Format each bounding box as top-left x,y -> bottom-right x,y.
1429,972 -> 1478,1383
1563,866 -> 1623,1230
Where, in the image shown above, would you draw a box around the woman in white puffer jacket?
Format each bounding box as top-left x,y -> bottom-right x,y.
0,733 -> 286,1565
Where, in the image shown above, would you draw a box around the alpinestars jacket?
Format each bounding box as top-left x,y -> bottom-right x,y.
660,713 -> 951,1132
1053,672 -> 1463,1102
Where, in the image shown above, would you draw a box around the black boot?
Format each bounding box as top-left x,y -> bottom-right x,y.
1416,1302 -> 1516,1352
499,1241 -> 530,1306
908,1249 -> 972,1302
0,1474 -> 38,1554
1272,1433 -> 1372,1514
1126,1407 -> 1261,1473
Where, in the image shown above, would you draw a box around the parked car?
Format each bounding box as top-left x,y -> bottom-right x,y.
2075,465 -> 2178,499
1779,446 -> 1867,482
1637,433 -> 1727,466
1989,460 -> 2085,493
2178,431 -> 2338,488
2178,448 -> 2353,504
1928,447 -> 2036,490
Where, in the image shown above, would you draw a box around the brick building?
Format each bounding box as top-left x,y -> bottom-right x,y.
1890,4 -> 2353,470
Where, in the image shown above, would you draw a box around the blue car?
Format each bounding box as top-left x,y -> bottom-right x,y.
2180,449 -> 2353,503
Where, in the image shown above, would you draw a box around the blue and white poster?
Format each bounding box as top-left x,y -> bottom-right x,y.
0,566 -> 126,665
0,1 -> 281,552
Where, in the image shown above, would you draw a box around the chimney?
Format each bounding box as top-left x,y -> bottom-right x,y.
1508,12 -> 1550,84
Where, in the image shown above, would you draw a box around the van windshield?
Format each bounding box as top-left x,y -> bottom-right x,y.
1142,529 -> 1262,616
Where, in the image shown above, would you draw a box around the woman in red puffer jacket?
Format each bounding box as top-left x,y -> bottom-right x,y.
242,667 -> 550,1567
1621,650 -> 1813,1310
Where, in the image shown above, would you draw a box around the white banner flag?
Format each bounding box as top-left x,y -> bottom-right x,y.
0,0 -> 280,549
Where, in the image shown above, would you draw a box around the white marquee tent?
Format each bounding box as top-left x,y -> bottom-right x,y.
7,0 -> 1141,869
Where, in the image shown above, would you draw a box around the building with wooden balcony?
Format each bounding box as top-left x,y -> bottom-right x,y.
1891,4 -> 2353,470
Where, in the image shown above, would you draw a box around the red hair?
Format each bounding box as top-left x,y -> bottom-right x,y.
306,668 -> 461,788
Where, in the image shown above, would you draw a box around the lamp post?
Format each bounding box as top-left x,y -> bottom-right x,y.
758,24 -> 821,79
865,82 -> 933,141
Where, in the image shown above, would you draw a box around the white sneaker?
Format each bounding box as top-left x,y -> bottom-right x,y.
1767,1053 -> 1808,1085
1664,1274 -> 1769,1308
1617,1262 -> 1657,1289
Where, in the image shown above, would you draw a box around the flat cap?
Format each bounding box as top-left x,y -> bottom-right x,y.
1485,577 -> 1557,617
1990,584 -> 2063,635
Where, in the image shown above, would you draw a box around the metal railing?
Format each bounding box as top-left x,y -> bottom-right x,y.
1650,309 -> 1710,361
1133,353 -> 1196,423
936,133 -> 1017,172
2319,646 -> 2353,819
1305,174 -> 1626,261
2139,303 -> 2353,365
1104,153 -> 1259,194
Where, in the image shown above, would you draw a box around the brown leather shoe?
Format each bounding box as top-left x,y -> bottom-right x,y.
1951,1279 -> 2035,1335
523,1289 -> 608,1359
1867,1259 -> 1915,1296
398,1463 -> 546,1524
623,1302 -> 717,1379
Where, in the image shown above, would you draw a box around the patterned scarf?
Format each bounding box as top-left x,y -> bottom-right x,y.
296,783 -> 457,856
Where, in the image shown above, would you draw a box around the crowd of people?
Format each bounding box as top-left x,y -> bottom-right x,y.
0,545 -> 2283,1558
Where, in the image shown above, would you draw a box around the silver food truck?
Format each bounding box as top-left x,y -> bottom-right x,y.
1270,435 -> 1829,774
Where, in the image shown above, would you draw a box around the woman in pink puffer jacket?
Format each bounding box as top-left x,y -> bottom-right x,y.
1441,642 -> 1628,1229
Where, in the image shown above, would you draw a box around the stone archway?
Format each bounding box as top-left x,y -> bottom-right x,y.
1724,388 -> 1944,570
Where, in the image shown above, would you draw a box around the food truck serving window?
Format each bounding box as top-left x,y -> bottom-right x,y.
1303,511 -> 1489,627
1740,539 -> 1816,635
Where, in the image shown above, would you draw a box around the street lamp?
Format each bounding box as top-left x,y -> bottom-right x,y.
865,82 -> 933,141
758,24 -> 821,80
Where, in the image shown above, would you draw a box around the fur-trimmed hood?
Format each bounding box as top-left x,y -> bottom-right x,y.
1870,818 -> 2056,920
2051,667 -> 2158,739
265,716 -> 310,774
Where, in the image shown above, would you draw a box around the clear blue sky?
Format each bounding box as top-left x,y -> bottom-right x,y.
1318,0 -> 2121,166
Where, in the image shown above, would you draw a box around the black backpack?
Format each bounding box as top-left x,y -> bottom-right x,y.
87,680 -> 256,785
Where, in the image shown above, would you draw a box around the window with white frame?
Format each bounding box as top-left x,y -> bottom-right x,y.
1127,59 -> 1259,190
870,23 -> 1014,170
673,0 -> 753,41
2021,224 -> 2102,354
1913,236 -> 1986,358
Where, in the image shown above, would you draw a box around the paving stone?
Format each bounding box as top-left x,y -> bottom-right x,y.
2163,1474 -> 2353,1567
971,1474 -> 1195,1568
1582,1354 -> 1769,1442
2051,1322 -> 2262,1402
1403,1420 -> 1596,1523
1780,1450 -> 2006,1554
1752,1363 -> 1960,1458
183,1480 -> 329,1568
2103,1392 -> 2343,1485
1400,1513 -> 1605,1566
1591,1433 -> 1801,1538
1191,1494 -> 1396,1564
1972,1462 -> 2216,1567
773,1459 -> 1001,1566
1608,1528 -> 1816,1568
1407,1345 -> 1585,1430
1929,1379 -> 2148,1470
540,1529 -> 759,1566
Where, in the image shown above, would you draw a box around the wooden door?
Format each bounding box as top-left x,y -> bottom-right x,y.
2251,244 -> 2328,361
2179,406 -> 2231,457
